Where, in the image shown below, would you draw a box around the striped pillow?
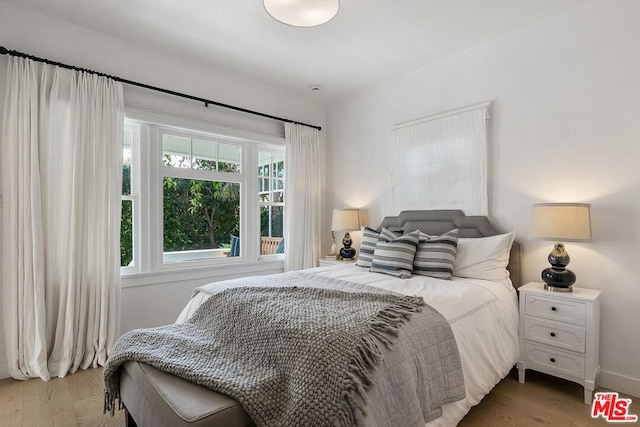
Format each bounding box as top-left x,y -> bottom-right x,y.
370,229 -> 420,278
355,226 -> 380,268
414,229 -> 459,280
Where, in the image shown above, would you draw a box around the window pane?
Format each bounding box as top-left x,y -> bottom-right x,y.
273,191 -> 284,203
274,158 -> 285,178
271,206 -> 284,238
260,206 -> 284,255
122,130 -> 132,196
219,144 -> 241,173
192,139 -> 217,171
121,199 -> 133,267
163,134 -> 191,168
258,152 -> 271,176
260,206 -> 269,237
163,177 -> 240,262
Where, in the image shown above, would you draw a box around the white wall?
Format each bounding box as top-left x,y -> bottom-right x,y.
0,2 -> 326,378
327,0 -> 640,397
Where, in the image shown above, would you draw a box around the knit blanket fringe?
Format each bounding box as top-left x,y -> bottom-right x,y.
103,391 -> 123,416
338,296 -> 424,425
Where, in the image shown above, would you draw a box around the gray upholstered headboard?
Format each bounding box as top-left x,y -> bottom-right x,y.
376,210 -> 521,288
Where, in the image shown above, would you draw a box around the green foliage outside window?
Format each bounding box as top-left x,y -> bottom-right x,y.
261,206 -> 284,238
162,177 -> 239,252
121,164 -> 133,266
161,155 -> 240,252
120,159 -> 241,267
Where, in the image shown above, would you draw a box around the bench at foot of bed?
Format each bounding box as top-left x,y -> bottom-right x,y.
120,361 -> 254,427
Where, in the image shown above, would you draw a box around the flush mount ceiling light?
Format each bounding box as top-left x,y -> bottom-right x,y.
263,0 -> 340,27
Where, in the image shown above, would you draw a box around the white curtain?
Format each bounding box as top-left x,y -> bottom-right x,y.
1,57 -> 124,380
391,103 -> 490,216
283,123 -> 321,271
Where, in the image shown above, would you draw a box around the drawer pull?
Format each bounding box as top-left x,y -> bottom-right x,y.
550,332 -> 556,337
551,306 -> 557,311
550,357 -> 556,363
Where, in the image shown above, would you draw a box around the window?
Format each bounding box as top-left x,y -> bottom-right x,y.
121,117 -> 285,275
121,128 -> 133,267
161,132 -> 242,263
120,121 -> 140,273
258,150 -> 285,255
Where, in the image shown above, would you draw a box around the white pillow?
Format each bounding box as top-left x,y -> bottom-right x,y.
453,232 -> 516,281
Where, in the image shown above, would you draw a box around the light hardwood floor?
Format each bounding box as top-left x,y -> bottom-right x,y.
0,367 -> 125,427
0,367 -> 637,426
460,369 -> 638,426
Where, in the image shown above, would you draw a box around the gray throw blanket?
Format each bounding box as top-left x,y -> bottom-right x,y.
103,272 -> 464,426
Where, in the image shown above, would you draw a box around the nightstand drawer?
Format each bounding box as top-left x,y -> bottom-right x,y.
523,318 -> 586,353
524,342 -> 585,379
524,294 -> 586,326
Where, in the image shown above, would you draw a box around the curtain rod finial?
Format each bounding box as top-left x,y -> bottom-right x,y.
0,46 -> 8,55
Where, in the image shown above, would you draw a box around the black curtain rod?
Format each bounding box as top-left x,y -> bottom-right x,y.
0,46 -> 321,131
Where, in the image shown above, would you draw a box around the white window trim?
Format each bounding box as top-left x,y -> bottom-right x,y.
121,107 -> 285,286
121,120 -> 142,275
154,125 -> 250,268
124,104 -> 285,147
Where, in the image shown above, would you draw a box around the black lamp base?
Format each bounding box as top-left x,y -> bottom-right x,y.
339,247 -> 356,260
541,242 -> 577,292
339,231 -> 356,260
541,267 -> 576,292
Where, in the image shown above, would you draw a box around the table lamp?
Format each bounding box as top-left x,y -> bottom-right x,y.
331,209 -> 362,260
529,203 -> 592,292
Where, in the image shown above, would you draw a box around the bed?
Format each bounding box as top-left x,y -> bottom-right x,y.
108,210 -> 521,427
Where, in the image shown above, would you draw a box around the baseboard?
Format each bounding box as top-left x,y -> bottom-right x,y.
600,369 -> 640,398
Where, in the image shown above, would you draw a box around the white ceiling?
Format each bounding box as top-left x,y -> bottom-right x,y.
5,0 -> 588,100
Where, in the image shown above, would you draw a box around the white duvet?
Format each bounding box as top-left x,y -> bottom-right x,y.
176,264 -> 520,426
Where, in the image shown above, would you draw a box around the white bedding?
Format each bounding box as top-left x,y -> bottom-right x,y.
176,264 -> 520,426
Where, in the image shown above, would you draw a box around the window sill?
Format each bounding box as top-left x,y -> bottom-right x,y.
121,258 -> 284,289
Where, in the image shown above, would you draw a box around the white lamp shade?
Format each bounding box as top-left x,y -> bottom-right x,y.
263,0 -> 339,27
331,209 -> 361,231
529,203 -> 592,242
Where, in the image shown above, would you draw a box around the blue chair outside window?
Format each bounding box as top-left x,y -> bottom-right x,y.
276,238 -> 285,254
230,235 -> 240,257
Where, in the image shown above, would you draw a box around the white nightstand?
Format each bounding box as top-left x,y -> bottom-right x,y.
517,282 -> 601,404
318,258 -> 357,267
